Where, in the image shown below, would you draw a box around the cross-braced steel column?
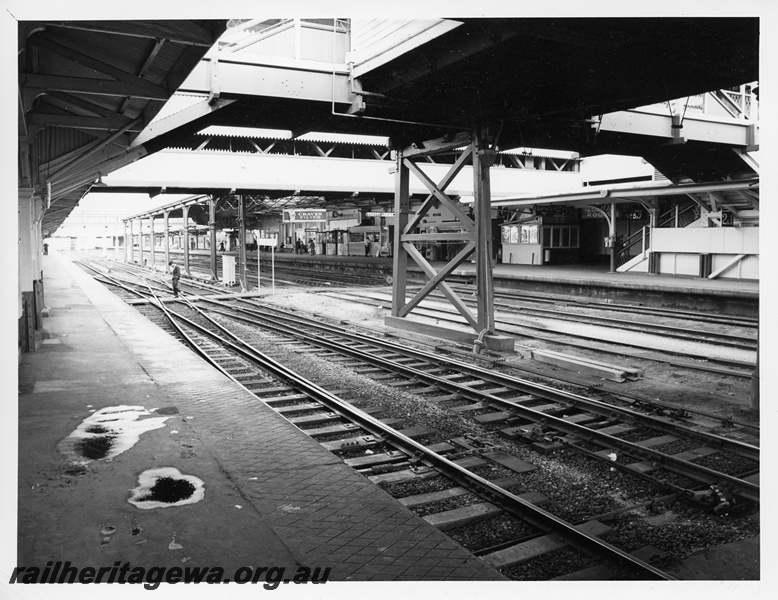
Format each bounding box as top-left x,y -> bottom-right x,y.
182,205 -> 191,276
208,197 -> 219,281
386,130 -> 512,352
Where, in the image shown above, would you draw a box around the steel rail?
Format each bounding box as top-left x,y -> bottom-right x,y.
198,299 -> 759,502
152,297 -> 676,580
489,302 -> 757,349
407,285 -> 757,349
216,298 -> 759,462
437,281 -> 759,328
315,289 -> 756,373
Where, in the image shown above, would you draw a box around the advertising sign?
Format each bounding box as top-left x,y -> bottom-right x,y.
282,209 -> 327,223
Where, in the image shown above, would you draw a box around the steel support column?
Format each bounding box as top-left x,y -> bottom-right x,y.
149,215 -> 155,269
609,202 -> 617,274
208,197 -> 218,281
124,221 -> 130,263
237,194 -> 248,290
386,131 -> 513,352
132,219 -> 139,263
647,204 -> 659,275
182,205 -> 190,276
391,154 -> 410,314
473,133 -> 496,334
163,210 -> 170,272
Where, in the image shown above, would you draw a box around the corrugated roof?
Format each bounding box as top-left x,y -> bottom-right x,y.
198,125 -> 389,146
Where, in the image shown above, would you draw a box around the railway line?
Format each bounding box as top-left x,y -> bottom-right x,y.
76,255 -> 760,580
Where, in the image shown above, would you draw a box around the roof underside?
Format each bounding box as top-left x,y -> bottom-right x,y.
19,20 -> 227,234
24,17 -> 759,233
198,17 -> 758,155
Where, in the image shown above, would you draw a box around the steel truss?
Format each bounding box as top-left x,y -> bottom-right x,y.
388,131 -> 513,352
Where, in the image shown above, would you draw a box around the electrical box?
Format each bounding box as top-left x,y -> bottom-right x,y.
222,255 -> 236,285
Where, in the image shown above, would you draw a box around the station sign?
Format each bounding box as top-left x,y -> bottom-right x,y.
366,212 -> 395,217
283,209 -> 327,223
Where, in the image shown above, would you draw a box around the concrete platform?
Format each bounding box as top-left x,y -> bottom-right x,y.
13,251 -> 504,582
150,247 -> 758,317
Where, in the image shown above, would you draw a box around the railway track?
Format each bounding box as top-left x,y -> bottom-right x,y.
77,257 -> 760,580
321,289 -> 756,376
132,248 -> 391,289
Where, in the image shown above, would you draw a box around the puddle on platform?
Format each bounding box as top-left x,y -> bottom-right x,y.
58,405 -> 170,464
128,467 -> 205,510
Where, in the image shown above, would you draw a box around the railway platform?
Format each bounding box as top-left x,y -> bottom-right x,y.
13,250 -> 505,582
160,248 -> 759,317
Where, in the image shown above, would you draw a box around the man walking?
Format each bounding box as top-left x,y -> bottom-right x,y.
169,260 -> 181,297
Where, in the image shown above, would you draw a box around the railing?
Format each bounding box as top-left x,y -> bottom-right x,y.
641,83 -> 758,122
616,226 -> 649,268
616,201 -> 699,267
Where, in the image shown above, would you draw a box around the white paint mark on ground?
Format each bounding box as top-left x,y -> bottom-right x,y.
58,405 -> 170,464
128,467 -> 205,510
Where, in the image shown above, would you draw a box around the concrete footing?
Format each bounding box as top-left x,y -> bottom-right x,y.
385,316 -> 515,352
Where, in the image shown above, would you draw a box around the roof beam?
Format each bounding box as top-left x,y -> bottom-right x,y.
29,111 -> 141,131
24,74 -> 169,100
43,20 -> 219,47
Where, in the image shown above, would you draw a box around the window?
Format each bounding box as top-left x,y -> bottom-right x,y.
501,224 -> 539,245
543,226 -> 579,249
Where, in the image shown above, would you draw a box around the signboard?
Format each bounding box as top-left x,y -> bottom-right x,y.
329,209 -> 361,220
282,209 -> 327,223
581,206 -> 604,219
366,212 -> 394,217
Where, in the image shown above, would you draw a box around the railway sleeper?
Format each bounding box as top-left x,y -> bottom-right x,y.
625,446 -> 719,475
304,417 -> 406,437
450,401 -> 490,414
261,393 -> 310,405
474,411 -> 517,425
288,412 -> 342,427
252,386 -> 296,397
481,520 -> 612,570
424,393 -> 462,403
551,545 -> 668,580
405,386 -> 440,394
424,491 -> 550,532
274,402 -> 323,415
368,456 -> 486,485
321,426 -> 436,454
398,477 -> 519,508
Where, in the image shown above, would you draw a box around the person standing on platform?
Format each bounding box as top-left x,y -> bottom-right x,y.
219,241 -> 225,252
169,260 -> 181,297
308,239 -> 315,255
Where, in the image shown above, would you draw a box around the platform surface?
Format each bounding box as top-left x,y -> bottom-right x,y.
154,247 -> 758,299
14,251 -> 504,582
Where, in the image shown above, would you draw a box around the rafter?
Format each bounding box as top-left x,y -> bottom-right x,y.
44,20 -> 219,47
